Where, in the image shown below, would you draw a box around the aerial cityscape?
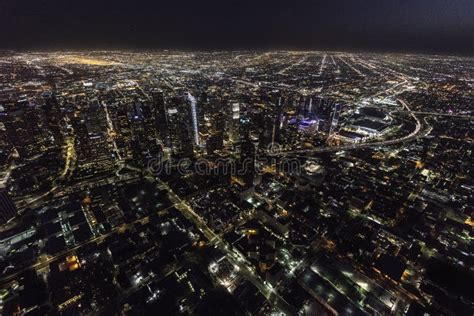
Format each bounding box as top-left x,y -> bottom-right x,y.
0,50 -> 472,315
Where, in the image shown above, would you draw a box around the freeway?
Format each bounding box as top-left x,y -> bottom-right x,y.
338,56 -> 365,77
16,171 -> 140,212
318,54 -> 327,76
390,110 -> 473,119
272,98 -> 423,157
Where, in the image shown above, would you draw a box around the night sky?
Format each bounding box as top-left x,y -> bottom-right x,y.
1,0 -> 473,54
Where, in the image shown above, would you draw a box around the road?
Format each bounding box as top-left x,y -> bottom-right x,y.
390,110 -> 473,119
277,56 -> 308,75
101,100 -> 123,161
1,166 -> 296,314
318,54 -> 327,76
0,194 -> 185,287
272,98 -> 423,157
149,174 -> 296,315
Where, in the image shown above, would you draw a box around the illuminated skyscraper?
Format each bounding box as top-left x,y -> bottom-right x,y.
166,96 -> 193,157
186,92 -> 200,146
272,96 -> 283,146
128,99 -> 161,165
0,189 -> 17,224
72,101 -> 114,172
152,90 -> 169,146
228,102 -> 240,143
42,91 -> 64,147
0,99 -> 51,160
328,103 -> 341,136
239,117 -> 257,187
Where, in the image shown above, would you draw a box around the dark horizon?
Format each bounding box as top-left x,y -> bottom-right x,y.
1,0 -> 473,55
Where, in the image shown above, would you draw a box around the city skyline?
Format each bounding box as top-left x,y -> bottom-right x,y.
0,50 -> 472,315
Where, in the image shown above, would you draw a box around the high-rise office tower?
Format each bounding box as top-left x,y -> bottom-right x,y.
0,126 -> 12,169
272,96 -> 283,146
152,90 -> 169,146
129,99 -> 161,166
0,189 -> 17,224
72,101 -> 114,172
186,92 -> 200,146
0,99 -> 51,160
114,107 -> 133,160
206,109 -> 225,156
258,110 -> 274,149
228,102 -> 240,143
42,91 -> 64,147
166,96 -> 194,157
237,115 -> 258,186
240,131 -> 257,187
328,103 -> 341,138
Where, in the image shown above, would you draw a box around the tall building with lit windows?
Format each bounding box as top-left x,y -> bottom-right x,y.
0,189 -> 17,224
42,91 -> 64,147
0,98 -> 51,160
186,92 -> 200,147
228,102 -> 240,143
152,90 -> 169,146
166,96 -> 194,157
